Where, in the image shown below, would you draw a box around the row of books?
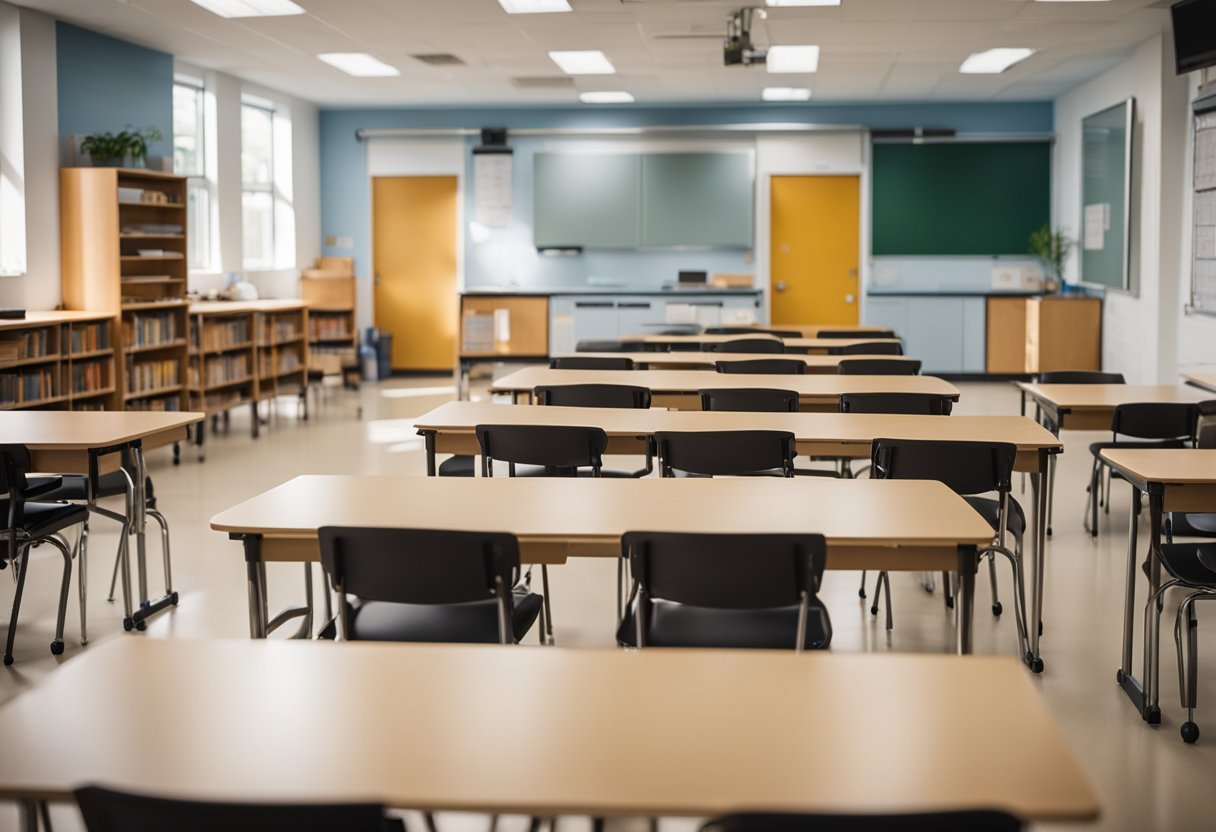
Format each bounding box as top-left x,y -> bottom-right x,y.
127,359 -> 180,394
125,312 -> 180,348
309,316 -> 353,342
71,361 -> 111,394
0,367 -> 58,406
259,349 -> 303,378
70,323 -> 111,354
193,317 -> 253,352
201,392 -> 249,411
0,329 -> 55,364
190,354 -> 252,388
259,316 -> 303,345
127,396 -> 181,412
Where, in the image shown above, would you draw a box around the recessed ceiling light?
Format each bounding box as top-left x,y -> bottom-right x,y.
765,1 -> 841,6
497,0 -> 572,12
188,0 -> 305,17
579,91 -> 635,104
766,45 -> 820,73
549,50 -> 616,75
959,48 -> 1036,74
318,53 -> 401,77
762,87 -> 812,101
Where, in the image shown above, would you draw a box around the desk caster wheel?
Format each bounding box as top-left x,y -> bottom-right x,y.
170,591 -> 180,607
946,597 -> 955,610
992,602 -> 1003,616
1030,657 -> 1044,674
1117,669 -> 1126,683
858,588 -> 866,599
1047,527 -> 1053,537
1182,722 -> 1200,744
135,620 -> 147,632
50,640 -> 64,656
1146,705 -> 1161,725
869,603 -> 879,617
122,618 -> 134,632
2,655 -> 11,666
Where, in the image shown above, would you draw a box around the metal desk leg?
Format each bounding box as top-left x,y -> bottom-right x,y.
129,444 -> 179,629
1119,488 -> 1141,691
956,545 -> 978,655
423,431 -> 437,476
1142,488 -> 1165,723
240,534 -> 267,639
1027,450 -> 1049,672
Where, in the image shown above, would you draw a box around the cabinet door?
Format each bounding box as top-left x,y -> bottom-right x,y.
905,298 -> 965,373
569,299 -> 620,344
615,298 -> 665,338
862,297 -> 908,335
534,154 -> 641,249
641,153 -> 753,248
961,298 -> 987,373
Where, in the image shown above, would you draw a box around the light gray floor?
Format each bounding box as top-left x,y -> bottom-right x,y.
1,376 -> 1214,831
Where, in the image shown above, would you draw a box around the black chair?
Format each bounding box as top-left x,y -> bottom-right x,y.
701,810 -> 1022,832
714,359 -> 806,375
830,341 -> 904,356
1086,402 -> 1198,537
1,445 -> 88,664
709,338 -> 785,354
705,326 -> 803,338
550,356 -> 635,370
576,339 -> 630,353
75,786 -> 404,832
837,358 -> 921,376
534,384 -> 654,477
818,329 -> 898,340
870,439 -> 1029,661
840,392 -> 953,415
655,430 -> 796,478
1167,399 -> 1216,544
700,388 -> 799,413
318,527 -> 543,645
616,532 -> 831,650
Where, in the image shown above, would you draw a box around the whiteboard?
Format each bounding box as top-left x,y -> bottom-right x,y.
1080,99 -> 1135,292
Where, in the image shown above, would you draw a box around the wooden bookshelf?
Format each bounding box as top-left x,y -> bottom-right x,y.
0,312 -> 117,411
60,168 -> 190,414
301,262 -> 358,386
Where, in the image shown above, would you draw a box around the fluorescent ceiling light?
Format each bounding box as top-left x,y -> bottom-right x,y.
188,0 -> 305,18
549,50 -> 616,75
959,47 -> 1036,74
766,1 -> 841,6
497,0 -> 572,12
762,87 -> 812,101
766,45 -> 820,73
579,91 -> 635,104
318,53 -> 400,77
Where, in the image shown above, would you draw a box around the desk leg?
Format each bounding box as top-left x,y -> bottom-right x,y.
956,545 -> 977,655
423,431 -> 437,477
1027,451 -> 1049,673
1119,488 -> 1141,693
128,444 -> 178,629
1019,390 -> 1027,495
1142,488 -> 1165,723
242,535 -> 267,639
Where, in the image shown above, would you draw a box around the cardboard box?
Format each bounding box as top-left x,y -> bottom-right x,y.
710,273 -> 754,288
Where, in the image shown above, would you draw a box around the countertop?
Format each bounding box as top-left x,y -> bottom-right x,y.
866,291 -> 1099,299
462,287 -> 761,297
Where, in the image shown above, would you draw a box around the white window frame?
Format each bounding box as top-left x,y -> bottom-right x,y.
174,73 -> 214,273
0,3 -> 27,278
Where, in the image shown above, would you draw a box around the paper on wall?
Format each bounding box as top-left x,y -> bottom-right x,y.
1083,203 -> 1109,251
474,153 -> 513,228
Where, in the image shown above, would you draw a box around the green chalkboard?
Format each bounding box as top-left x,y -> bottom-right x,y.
871,142 -> 1051,255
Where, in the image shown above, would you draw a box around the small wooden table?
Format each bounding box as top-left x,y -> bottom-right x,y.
413,402 -> 1061,671
1098,449 -> 1216,725
491,368 -> 960,412
559,352 -> 921,373
620,333 -> 902,353
212,476 -> 995,652
2,410 -> 204,629
1182,372 -> 1216,395
0,638 -> 1100,825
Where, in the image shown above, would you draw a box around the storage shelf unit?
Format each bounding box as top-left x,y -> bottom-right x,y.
60,168 -> 190,413
300,266 -> 357,382
0,312 -> 118,411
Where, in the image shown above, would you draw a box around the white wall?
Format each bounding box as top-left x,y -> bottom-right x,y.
1053,35 -> 1189,383
1177,70 -> 1216,372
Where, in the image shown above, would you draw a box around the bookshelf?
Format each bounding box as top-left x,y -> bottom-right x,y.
60,168 -> 190,414
0,312 -> 117,411
300,260 -> 358,386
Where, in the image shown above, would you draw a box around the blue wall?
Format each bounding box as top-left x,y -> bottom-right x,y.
321,102 -> 1053,292
56,22 -> 173,164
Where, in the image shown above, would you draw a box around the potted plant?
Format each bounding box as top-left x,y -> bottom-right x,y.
79,127 -> 163,168
1027,224 -> 1072,291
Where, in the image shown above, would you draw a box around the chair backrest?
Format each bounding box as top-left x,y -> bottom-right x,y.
1036,370 -> 1125,384
709,338 -> 785,354
818,329 -> 897,340
0,444 -> 31,497
871,438 -> 1016,497
833,341 -> 904,356
1198,400 -> 1216,449
836,358 -> 921,376
475,423 -> 608,476
575,339 -> 628,353
714,359 -> 807,375
534,383 -> 652,409
655,430 -> 796,477
839,393 -> 953,415
701,811 -> 1023,832
75,786 -> 395,832
700,388 -> 800,413
705,326 -> 803,338
1110,402 -> 1198,441
550,356 -> 635,370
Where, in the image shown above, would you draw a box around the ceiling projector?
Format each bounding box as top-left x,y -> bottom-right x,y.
724,7 -> 767,67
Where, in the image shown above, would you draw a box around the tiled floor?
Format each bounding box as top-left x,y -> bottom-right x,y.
1,375 -> 1214,831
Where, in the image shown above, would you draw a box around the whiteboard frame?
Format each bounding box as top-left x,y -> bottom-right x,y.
1079,97 -> 1136,295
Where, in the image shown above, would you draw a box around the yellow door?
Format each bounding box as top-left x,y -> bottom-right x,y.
770,175 -> 860,325
372,176 -> 458,371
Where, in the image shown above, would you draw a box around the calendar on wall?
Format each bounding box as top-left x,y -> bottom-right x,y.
1190,92 -> 1216,313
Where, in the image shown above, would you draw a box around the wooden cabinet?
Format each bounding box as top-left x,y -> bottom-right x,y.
986,296 -> 1102,374
1,312 -> 117,411
459,295 -> 549,359
301,260 -> 357,379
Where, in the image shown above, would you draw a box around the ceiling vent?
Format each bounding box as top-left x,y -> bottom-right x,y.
511,76 -> 576,89
411,54 -> 466,66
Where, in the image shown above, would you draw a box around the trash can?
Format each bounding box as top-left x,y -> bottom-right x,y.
375,333 -> 393,380
359,343 -> 378,382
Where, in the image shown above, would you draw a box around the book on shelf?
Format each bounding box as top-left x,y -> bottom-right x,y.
0,328 -> 54,363
259,316 -> 302,345
124,311 -> 180,347
70,322 -> 111,353
193,317 -> 252,352
71,360 -> 110,394
127,396 -> 181,412
309,315 -> 353,341
1,366 -> 58,406
126,358 -> 180,393
196,353 -> 251,387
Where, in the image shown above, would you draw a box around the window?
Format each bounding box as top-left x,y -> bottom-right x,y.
0,3 -> 27,277
1190,98 -> 1216,314
173,75 -> 212,271
242,100 -> 276,270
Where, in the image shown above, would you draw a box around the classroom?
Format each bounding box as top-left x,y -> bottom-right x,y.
1,0 -> 1215,830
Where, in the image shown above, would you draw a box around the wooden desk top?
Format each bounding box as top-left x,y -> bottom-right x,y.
0,410 -> 204,449
0,310 -> 115,331
735,324 -> 891,337
1182,372 -> 1216,394
212,475 -> 994,550
621,334 -> 901,351
1015,383 -> 1210,410
414,402 -> 1061,453
0,639 -> 1098,820
564,352 -> 920,370
1099,449 -> 1216,485
188,299 -> 308,315
491,368 -> 960,400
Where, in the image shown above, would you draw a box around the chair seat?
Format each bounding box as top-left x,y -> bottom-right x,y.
616,599 -> 832,650
1159,543 -> 1216,588
503,465 -> 639,478
963,496 -> 1026,539
27,471 -> 138,501
1170,513 -> 1216,537
437,456 -> 476,477
1090,439 -> 1187,457
0,500 -> 89,538
347,591 -> 543,643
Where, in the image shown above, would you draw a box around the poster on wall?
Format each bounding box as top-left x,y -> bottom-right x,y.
473,150 -> 513,228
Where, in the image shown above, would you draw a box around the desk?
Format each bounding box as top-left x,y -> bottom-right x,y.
0,638 -> 1100,824
621,334 -> 902,353
1182,372 -> 1216,394
735,323 -> 892,337
1098,449 -> 1216,724
2,410 -> 204,629
491,368 -> 960,412
414,402 -> 1060,671
561,352 -> 921,373
212,476 -> 994,652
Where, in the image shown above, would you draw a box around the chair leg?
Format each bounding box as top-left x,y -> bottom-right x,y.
424,812 -> 440,832
106,538 -> 123,603
1177,594 -> 1202,743
881,572 -> 893,631
942,571 -> 954,610
869,572 -> 883,616
922,571 -> 935,594
988,553 -> 1002,616
47,535 -> 74,656
77,522 -> 89,646
858,569 -> 867,599
1104,467 -> 1113,514
540,564 -> 554,645
148,508 -> 173,596
4,546 -> 31,665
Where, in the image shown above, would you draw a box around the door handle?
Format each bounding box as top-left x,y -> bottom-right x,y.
775,282 -> 787,293
845,293 -> 856,304
374,273 -> 382,286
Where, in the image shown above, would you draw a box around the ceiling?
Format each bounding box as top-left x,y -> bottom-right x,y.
12,0 -> 1173,107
